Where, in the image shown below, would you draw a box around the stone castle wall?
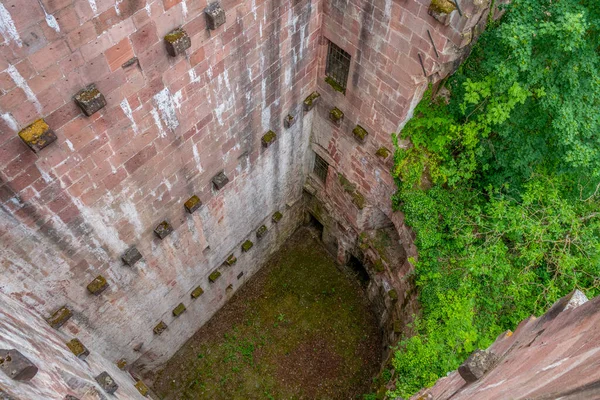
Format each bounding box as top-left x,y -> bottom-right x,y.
0,0 -> 493,397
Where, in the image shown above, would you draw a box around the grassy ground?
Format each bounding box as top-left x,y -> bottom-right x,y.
152,228 -> 381,399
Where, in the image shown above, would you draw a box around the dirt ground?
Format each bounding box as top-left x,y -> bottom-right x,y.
152,228 -> 382,399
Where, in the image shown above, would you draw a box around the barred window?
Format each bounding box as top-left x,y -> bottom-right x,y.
325,41 -> 351,94
313,153 -> 329,183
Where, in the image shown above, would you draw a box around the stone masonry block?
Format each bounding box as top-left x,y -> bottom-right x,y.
242,240 -> 253,252
329,107 -> 344,126
86,275 -> 108,295
262,130 -> 277,147
376,147 -> 391,159
164,28 -> 191,57
18,119 -> 57,153
205,2 -> 226,30
284,114 -> 296,129
191,286 -> 204,298
272,211 -> 283,223
353,125 -> 369,143
95,371 -> 118,394
135,380 -> 149,397
209,270 -> 221,283
458,349 -> 499,383
66,339 -> 90,360
212,171 -> 229,190
428,0 -> 456,25
303,91 -> 321,111
47,306 -> 72,329
184,195 -> 202,213
0,350 -> 38,381
225,254 -> 237,266
237,272 -> 244,279
256,225 -> 267,239
154,220 -> 173,239
116,359 -> 127,370
154,321 -> 167,335
65,396 -> 80,400
172,303 -> 186,317
73,84 -> 106,116
122,246 -> 143,266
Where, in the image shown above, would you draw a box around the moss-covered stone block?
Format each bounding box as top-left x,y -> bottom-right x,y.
242,240 -> 254,252
284,114 -> 295,129
261,130 -> 277,148
184,195 -> 202,213
352,191 -> 366,209
375,147 -> 391,159
191,286 -> 204,298
212,171 -> 229,190
66,339 -> 89,360
272,211 -> 283,223
388,289 -> 398,303
205,2 -> 226,30
329,107 -> 344,126
153,321 -> 167,335
325,76 -> 346,94
86,275 -> 108,295
256,225 -> 267,239
429,0 -> 456,25
209,270 -> 221,283
164,28 -> 191,57
47,306 -> 72,329
303,91 -> 321,111
154,220 -> 173,239
74,84 -> 106,116
352,125 -> 368,143
116,358 -> 127,370
122,246 -> 142,266
18,119 -> 57,153
135,380 -> 149,397
95,371 -> 118,394
172,303 -> 186,317
225,254 -> 237,266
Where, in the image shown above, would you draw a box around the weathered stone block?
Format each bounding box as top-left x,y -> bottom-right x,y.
262,130 -> 277,147
237,272 -> 244,279
329,107 -> 344,126
191,286 -> 204,298
284,114 -> 295,129
164,28 -> 191,57
272,211 -> 283,223
225,254 -> 237,266
86,275 -> 108,295
64,396 -> 80,400
18,119 -> 57,153
242,240 -> 253,252
458,349 -> 499,383
116,359 -> 127,370
47,306 -> 72,329
428,0 -> 456,25
209,270 -> 221,283
388,289 -> 398,303
303,91 -> 321,111
66,339 -> 89,360
73,84 -> 106,116
154,220 -> 173,239
95,371 -> 118,394
122,246 -> 143,266
376,147 -> 390,159
0,350 -> 38,381
393,320 -> 402,333
135,380 -> 149,397
256,225 -> 267,239
205,2 -> 226,30
154,321 -> 167,335
184,195 -> 202,213
353,125 -> 368,143
173,303 -> 186,317
212,171 -> 229,190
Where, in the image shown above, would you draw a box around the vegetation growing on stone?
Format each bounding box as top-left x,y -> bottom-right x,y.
353,125 -> 368,142
135,380 -> 149,396
261,130 -> 277,146
241,240 -> 254,252
86,275 -> 108,295
325,76 -> 346,93
173,303 -> 187,317
191,286 -> 204,299
164,29 -> 187,43
66,339 -> 86,356
375,147 -> 390,158
428,0 -> 456,14
154,321 -> 168,335
225,254 -> 237,265
209,271 -> 222,283
256,225 -> 267,238
272,211 -> 283,223
329,107 -> 344,122
18,119 -> 50,145
47,306 -> 72,329
303,91 -> 321,109
388,0 -> 600,397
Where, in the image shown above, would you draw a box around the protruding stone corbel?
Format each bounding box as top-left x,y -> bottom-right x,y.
18,119 -> 57,153
66,339 -> 90,360
95,371 -> 118,394
0,349 -> 38,381
73,84 -> 106,116
47,306 -> 72,329
212,171 -> 229,190
262,130 -> 277,148
353,125 -> 368,143
205,2 -> 226,30
329,107 -> 344,126
184,195 -> 202,213
154,221 -> 173,239
122,246 -> 143,266
164,28 -> 191,57
303,92 -> 321,111
458,349 -> 499,383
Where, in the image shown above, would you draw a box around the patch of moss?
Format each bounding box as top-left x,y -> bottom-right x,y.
191,286 -> 204,299
76,85 -> 101,102
429,0 -> 456,14
242,240 -> 254,252
164,29 -> 186,43
375,147 -> 390,158
209,270 -> 222,283
135,380 -> 149,396
262,130 -> 277,146
18,119 -> 49,144
184,195 -> 202,213
388,289 -> 399,303
154,321 -> 167,335
117,358 -> 127,370
256,225 -> 267,238
329,107 -> 344,122
173,303 -> 187,317
272,211 -> 283,223
47,306 -> 72,329
352,191 -> 366,209
225,254 -> 237,266
303,91 -> 321,109
86,275 -> 107,295
352,125 -> 368,142
66,339 -> 86,356
325,76 -> 346,94
373,258 -> 385,273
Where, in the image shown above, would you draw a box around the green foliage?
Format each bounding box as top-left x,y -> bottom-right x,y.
390,0 -> 600,397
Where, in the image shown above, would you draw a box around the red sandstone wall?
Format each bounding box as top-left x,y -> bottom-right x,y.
0,0 -> 320,375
